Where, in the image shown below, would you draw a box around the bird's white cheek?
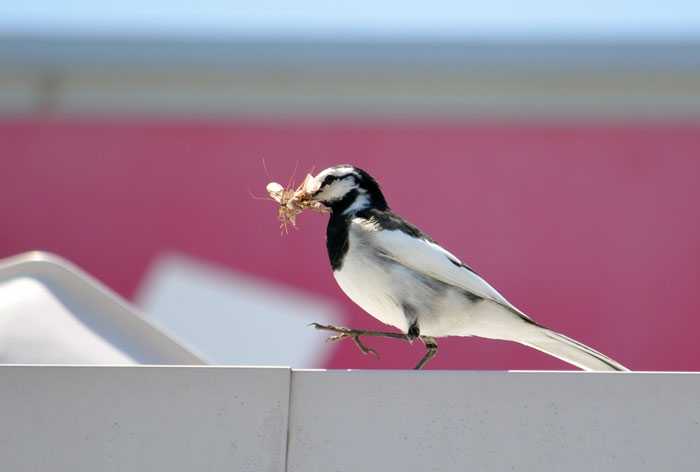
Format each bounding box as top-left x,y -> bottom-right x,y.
315,179 -> 357,203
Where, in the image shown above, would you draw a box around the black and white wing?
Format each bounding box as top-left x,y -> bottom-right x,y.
368,221 -> 528,317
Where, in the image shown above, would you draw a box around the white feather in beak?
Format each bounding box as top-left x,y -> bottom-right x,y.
265,174 -> 328,231
303,174 -> 321,195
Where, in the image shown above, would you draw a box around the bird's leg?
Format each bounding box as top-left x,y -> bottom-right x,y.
309,323 -> 409,359
414,336 -> 438,370
404,319 -> 437,369
406,320 -> 420,343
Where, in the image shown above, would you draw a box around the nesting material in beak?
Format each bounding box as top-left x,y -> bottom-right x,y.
266,173 -> 328,232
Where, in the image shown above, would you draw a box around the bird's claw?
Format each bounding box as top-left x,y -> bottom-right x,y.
351,336 -> 380,359
326,333 -> 350,342
311,323 -> 380,359
310,322 -> 346,332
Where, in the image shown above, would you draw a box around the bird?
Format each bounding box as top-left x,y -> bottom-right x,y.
301,164 -> 628,371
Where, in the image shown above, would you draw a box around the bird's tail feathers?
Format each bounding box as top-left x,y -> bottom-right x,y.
522,328 -> 628,372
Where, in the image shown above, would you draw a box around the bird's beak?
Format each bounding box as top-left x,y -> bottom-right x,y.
302,174 -> 321,197
293,174 -> 329,212
301,174 -> 328,208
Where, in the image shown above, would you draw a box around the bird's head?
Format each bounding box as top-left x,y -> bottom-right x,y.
305,165 -> 388,215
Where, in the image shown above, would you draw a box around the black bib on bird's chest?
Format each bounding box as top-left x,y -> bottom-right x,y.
326,212 -> 350,271
325,189 -> 362,271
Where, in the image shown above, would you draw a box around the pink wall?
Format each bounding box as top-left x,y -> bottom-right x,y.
1,119 -> 698,371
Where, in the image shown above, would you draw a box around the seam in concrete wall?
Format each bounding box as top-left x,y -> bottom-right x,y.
283,369 -> 294,472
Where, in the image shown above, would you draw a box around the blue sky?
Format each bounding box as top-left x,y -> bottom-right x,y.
1,1 -> 700,39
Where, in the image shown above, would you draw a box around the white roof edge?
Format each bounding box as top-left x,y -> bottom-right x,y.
0,251 -> 207,365
2,34 -> 700,72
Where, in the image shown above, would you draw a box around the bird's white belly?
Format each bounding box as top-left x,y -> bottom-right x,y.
333,249 -> 410,332
334,254 -> 489,337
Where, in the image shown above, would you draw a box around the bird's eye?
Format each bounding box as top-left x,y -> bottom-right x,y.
321,175 -> 339,188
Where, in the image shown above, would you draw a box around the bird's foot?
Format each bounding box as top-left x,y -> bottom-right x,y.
309,323 -> 411,359
309,323 -> 380,358
310,324 -> 438,369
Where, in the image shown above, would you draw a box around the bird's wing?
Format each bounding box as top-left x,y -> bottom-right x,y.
371,228 -> 526,315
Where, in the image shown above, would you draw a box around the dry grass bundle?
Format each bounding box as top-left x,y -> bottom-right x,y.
266,173 -> 328,232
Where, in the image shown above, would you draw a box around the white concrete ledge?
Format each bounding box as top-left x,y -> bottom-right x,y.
1,367 -> 698,471
0,366 -> 290,472
289,370 -> 700,471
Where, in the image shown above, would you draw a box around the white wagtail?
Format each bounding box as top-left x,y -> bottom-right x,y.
302,164 -> 628,371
